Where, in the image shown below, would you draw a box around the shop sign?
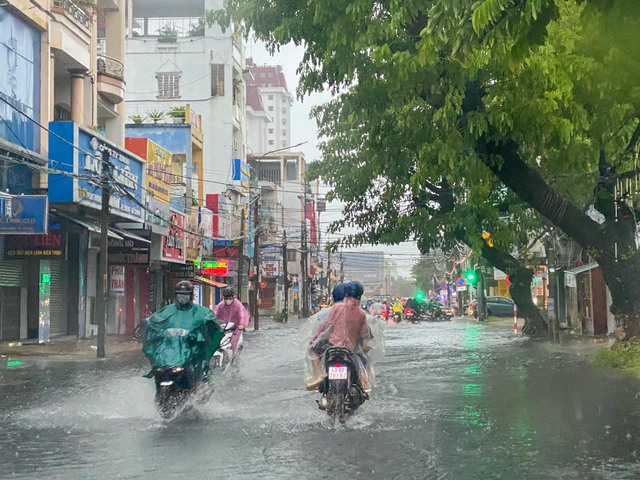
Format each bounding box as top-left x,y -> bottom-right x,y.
4,221 -> 65,258
108,236 -> 150,266
110,266 -> 125,296
213,244 -> 239,258
0,195 -> 48,234
145,141 -> 172,204
185,210 -> 201,263
162,210 -> 186,263
48,122 -> 145,222
171,264 -> 194,279
195,260 -> 228,276
261,261 -> 280,279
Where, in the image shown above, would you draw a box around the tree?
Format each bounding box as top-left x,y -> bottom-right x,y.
212,0 -> 640,338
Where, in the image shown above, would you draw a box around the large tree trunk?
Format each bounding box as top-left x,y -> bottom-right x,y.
479,241 -> 548,335
476,136 -> 640,339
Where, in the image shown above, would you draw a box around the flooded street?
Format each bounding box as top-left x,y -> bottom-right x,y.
2,319 -> 640,479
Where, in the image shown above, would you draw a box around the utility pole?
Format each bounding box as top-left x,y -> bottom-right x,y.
252,196 -> 260,330
96,149 -> 110,358
326,251 -> 331,300
282,230 -> 288,323
302,185 -> 310,316
236,205 -> 245,301
339,249 -> 344,282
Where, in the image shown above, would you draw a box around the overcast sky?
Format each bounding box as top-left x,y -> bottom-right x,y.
247,41 -> 421,278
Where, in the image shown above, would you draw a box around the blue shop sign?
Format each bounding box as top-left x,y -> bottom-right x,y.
48,122 -> 145,222
0,195 -> 48,234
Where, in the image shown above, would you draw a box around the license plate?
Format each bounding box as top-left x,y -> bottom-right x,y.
328,366 -> 348,380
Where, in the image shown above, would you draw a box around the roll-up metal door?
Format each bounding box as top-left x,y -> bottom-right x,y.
0,238 -> 24,286
49,259 -> 68,336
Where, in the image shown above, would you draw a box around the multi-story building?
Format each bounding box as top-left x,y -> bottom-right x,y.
342,251 -> 385,296
0,0 -> 128,341
245,58 -> 294,153
124,0 -> 247,199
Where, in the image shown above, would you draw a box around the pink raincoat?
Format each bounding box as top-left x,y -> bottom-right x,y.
316,296 -> 369,351
215,298 -> 249,351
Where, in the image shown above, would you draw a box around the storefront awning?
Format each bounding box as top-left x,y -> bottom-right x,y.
193,276 -> 227,288
54,212 -> 123,240
565,262 -> 599,275
111,228 -> 151,244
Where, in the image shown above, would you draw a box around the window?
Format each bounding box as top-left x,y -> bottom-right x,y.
281,108 -> 286,114
268,140 -> 274,145
287,250 -> 297,262
210,64 -> 225,96
156,72 -> 180,99
282,119 -> 287,125
268,94 -> 274,100
260,72 -> 266,78
281,141 -> 286,147
268,128 -> 274,134
282,130 -> 287,136
268,106 -> 274,112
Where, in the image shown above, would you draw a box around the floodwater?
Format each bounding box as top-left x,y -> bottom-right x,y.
2,319 -> 640,479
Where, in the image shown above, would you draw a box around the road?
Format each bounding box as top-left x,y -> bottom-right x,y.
1,318 -> 640,479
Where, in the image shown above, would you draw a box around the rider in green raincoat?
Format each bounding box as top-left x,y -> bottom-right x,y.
142,281 -> 224,381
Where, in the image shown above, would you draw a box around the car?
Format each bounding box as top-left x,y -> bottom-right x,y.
470,296 -> 516,317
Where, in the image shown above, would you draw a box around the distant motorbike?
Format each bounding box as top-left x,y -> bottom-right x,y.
316,347 -> 368,423
425,302 -> 454,321
211,322 -> 243,371
404,307 -> 422,323
392,312 -> 402,323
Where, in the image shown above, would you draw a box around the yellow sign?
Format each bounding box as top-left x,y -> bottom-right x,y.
145,140 -> 172,204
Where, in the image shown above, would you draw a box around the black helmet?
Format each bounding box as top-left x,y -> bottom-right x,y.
345,281 -> 364,300
222,287 -> 235,298
175,280 -> 194,294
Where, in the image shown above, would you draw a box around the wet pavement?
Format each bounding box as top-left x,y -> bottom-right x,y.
2,319 -> 640,479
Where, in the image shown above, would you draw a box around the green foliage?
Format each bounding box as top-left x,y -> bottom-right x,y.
214,0 -> 640,313
594,341 -> 640,372
146,110 -> 166,123
129,114 -> 145,124
273,311 -> 287,323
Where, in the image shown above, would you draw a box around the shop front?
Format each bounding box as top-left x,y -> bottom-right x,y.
47,122 -> 146,337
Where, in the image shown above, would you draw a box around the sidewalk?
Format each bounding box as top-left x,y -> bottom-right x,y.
0,315 -> 300,359
0,335 -> 141,359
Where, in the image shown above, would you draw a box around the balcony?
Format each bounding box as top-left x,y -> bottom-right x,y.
96,54 -> 125,104
52,0 -> 91,30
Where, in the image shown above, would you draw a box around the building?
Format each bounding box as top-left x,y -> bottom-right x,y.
124,0 -> 247,198
0,0 -> 126,341
342,251 -> 385,296
245,58 -> 294,153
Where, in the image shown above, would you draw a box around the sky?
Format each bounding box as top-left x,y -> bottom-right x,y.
247,41 -> 421,278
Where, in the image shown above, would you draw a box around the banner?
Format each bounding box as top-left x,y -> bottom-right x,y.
0,195 -> 48,234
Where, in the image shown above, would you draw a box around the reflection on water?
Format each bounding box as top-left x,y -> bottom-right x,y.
2,321 -> 640,479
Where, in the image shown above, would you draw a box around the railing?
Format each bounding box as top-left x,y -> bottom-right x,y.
53,0 -> 91,30
97,54 -> 124,81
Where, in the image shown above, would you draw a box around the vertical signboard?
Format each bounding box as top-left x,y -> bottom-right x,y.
161,210 -> 186,263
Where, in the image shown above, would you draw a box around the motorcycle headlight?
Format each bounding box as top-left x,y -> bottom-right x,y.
170,366 -> 185,373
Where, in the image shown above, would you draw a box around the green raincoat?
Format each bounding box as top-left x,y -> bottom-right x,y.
142,303 -> 224,378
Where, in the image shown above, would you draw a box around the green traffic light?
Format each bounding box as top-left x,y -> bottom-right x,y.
465,269 -> 477,284
415,290 -> 425,302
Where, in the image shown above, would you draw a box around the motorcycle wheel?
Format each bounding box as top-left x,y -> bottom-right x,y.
156,387 -> 177,419
327,381 -> 346,424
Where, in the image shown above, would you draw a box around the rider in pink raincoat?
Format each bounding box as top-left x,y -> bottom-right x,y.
214,287 -> 249,353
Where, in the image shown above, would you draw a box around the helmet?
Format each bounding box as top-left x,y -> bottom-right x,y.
175,280 -> 194,294
222,287 -> 235,298
345,281 -> 364,300
175,280 -> 194,307
331,284 -> 347,302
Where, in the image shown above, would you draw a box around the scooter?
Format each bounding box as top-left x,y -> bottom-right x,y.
151,327 -> 206,419
316,347 -> 368,424
211,322 -> 243,371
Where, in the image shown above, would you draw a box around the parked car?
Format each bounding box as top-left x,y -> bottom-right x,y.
470,296 -> 516,317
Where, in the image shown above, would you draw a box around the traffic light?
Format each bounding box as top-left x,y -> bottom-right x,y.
464,269 -> 478,284
415,290 -> 425,303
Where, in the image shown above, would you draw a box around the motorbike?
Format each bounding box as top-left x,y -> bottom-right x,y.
211,322 -> 243,371
392,312 -> 402,323
404,307 -> 421,323
316,346 -> 368,423
425,302 -> 454,321
150,327 -> 207,419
